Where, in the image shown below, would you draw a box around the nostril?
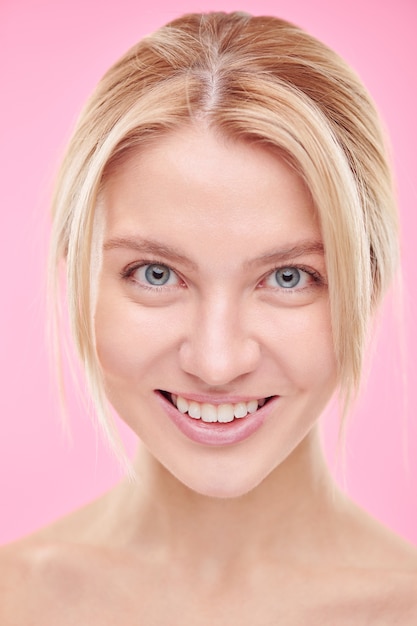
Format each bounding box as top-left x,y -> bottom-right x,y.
178,335 -> 261,387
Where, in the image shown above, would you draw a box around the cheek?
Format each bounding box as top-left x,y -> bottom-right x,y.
94,287 -> 181,383
265,300 -> 337,388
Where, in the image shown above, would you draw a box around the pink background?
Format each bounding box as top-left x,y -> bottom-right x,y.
1,0 -> 416,545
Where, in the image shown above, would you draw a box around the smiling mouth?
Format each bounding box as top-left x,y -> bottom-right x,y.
159,391 -> 274,423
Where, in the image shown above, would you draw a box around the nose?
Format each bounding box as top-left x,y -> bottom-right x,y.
178,294 -> 261,387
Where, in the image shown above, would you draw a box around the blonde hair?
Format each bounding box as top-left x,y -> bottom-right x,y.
49,12 -> 398,456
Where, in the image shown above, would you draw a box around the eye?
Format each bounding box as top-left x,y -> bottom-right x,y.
128,263 -> 180,287
264,267 -> 310,290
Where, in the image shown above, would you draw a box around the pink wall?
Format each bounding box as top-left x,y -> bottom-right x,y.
1,0 -> 416,545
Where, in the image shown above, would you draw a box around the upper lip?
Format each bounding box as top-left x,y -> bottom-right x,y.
158,390 -> 275,405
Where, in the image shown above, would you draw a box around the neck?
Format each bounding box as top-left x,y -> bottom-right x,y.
105,426 -> 341,570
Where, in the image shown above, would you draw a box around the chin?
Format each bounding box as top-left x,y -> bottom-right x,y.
170,463 -> 269,500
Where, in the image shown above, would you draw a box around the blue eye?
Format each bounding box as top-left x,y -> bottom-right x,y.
275,267 -> 302,288
144,264 -> 172,285
264,266 -> 311,290
126,263 -> 180,287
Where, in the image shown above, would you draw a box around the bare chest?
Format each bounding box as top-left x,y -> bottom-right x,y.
25,565 -> 417,626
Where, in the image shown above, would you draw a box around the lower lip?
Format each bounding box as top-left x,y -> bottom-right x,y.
155,392 -> 279,446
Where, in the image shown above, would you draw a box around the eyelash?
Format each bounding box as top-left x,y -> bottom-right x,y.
121,259 -> 326,295
262,264 -> 325,292
120,260 -> 184,292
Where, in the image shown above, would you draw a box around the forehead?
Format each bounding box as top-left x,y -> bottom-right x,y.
101,126 -> 321,263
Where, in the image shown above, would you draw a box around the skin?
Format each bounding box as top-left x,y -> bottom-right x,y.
0,126 -> 416,624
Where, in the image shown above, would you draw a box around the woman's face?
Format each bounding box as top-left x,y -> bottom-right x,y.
95,126 -> 337,497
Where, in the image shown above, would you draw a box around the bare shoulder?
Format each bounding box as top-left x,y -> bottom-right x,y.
329,566 -> 417,625
344,497 -> 417,570
305,522 -> 417,625
0,542 -> 28,623
0,488 -> 119,623
370,564 -> 417,615
374,547 -> 417,622
304,567 -> 416,626
330,496 -> 417,623
0,539 -> 63,623
0,536 -> 117,625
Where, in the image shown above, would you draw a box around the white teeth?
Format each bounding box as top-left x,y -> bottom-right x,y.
233,402 -> 248,419
171,395 -> 268,423
188,401 -> 201,419
217,404 -> 234,423
201,403 -> 217,423
176,396 -> 189,414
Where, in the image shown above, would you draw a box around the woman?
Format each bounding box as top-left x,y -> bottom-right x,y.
1,11 -> 416,623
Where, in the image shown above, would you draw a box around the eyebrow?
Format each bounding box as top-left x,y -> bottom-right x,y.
103,236 -> 198,270
246,240 -> 325,268
103,236 -> 324,269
